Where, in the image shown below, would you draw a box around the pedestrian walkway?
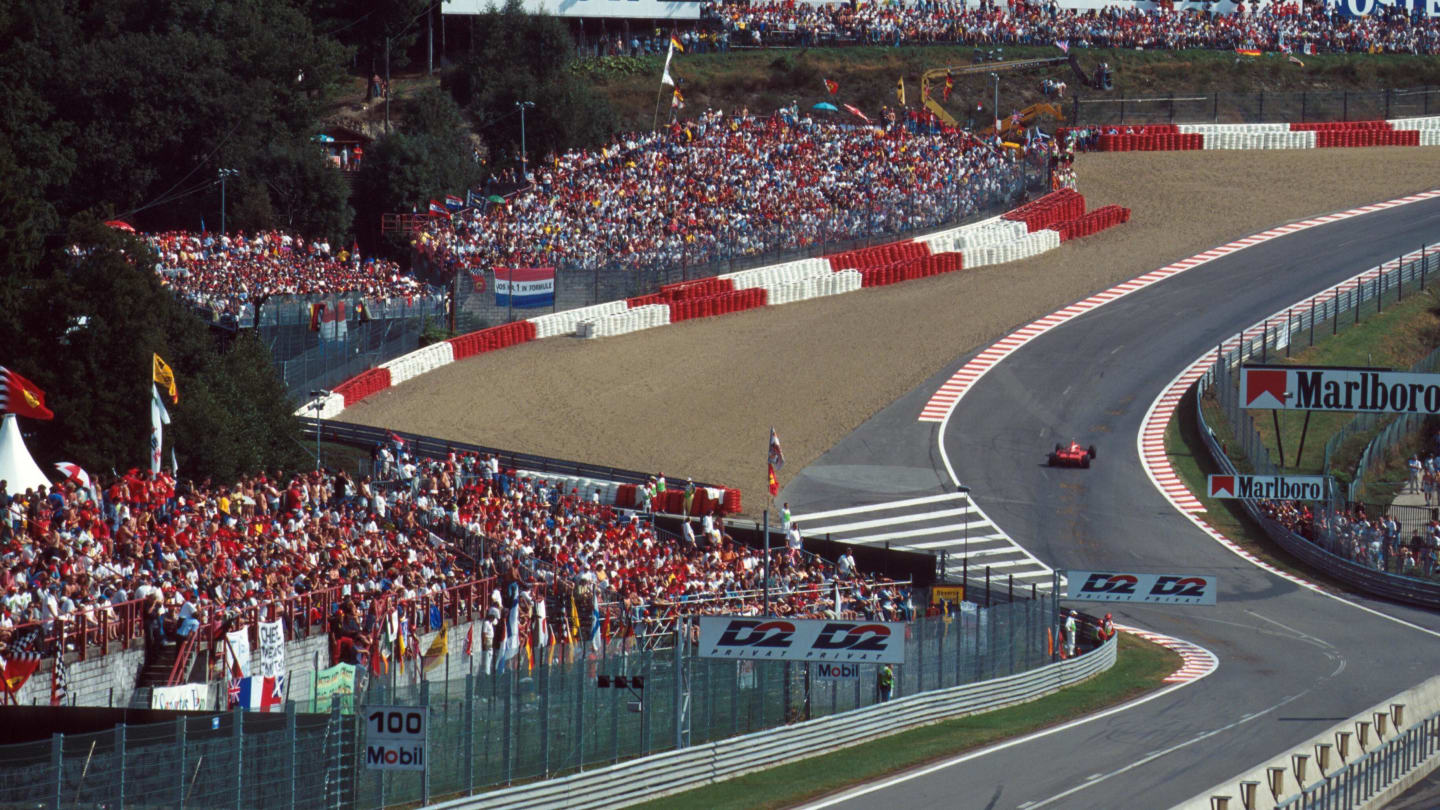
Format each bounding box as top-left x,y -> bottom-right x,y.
790,492 -> 1058,591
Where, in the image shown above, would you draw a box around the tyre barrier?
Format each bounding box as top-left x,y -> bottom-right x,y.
1049,204 -> 1132,242
1177,122 -> 1291,134
827,240 -> 931,271
333,367 -> 393,408
380,341 -> 457,386
1201,130 -> 1316,150
925,217 -> 1031,253
667,288 -> 768,323
721,257 -> 833,291
1390,116 -> 1440,131
658,276 -> 736,302
767,268 -> 864,305
1314,128 -> 1420,148
1290,119 -> 1393,131
448,320 -> 538,361
626,292 -> 666,308
857,252 -> 965,287
1001,188 -> 1086,232
576,303 -> 671,338
1095,132 -> 1204,152
528,300 -> 628,339
961,229 -> 1062,269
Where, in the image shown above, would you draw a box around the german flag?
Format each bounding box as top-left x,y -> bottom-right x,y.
670,34 -> 684,53
1235,47 -> 1262,57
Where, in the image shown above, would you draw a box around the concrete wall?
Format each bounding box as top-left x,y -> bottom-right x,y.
13,645 -> 145,708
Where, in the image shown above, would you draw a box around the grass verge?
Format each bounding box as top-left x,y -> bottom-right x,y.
630,634 -> 1180,810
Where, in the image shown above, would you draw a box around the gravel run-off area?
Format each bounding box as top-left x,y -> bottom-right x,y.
345,148 -> 1440,515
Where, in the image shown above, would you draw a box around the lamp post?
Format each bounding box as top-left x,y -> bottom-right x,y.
516,101 -> 535,179
989,72 -> 1000,133
218,168 -> 238,235
310,390 -> 330,471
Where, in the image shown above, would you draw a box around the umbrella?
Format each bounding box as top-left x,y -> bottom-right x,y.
812,102 -> 839,112
104,220 -> 136,233
487,195 -> 505,204
312,133 -> 336,143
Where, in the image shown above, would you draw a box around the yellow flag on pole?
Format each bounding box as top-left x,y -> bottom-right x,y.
896,77 -> 906,106
422,625 -> 448,673
153,354 -> 178,403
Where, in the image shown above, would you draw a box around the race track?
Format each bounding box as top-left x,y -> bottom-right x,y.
784,193 -> 1440,809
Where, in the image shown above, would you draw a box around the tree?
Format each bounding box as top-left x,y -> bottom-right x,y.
447,0 -> 618,167
2,0 -> 349,235
0,219 -> 305,483
354,89 -> 485,252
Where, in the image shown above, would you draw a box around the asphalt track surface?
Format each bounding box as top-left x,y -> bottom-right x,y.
783,195 -> 1440,810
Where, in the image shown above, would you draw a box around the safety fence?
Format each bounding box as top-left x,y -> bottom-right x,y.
358,601 -> 1056,807
1194,244 -> 1440,608
435,633 -> 1119,810
1277,710 -> 1440,810
442,159 -> 1050,334
1319,342 -> 1440,481
0,705 -> 355,810
1072,86 -> 1440,127
193,293 -> 449,400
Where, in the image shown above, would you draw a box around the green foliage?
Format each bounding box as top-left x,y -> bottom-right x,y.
568,55 -> 656,79
0,0 -> 349,235
0,219 -> 304,483
447,0 -> 619,166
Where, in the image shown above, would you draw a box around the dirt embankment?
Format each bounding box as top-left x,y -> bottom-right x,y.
345,147 -> 1440,516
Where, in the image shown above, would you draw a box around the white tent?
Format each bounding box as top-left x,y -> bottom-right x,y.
0,413 -> 51,493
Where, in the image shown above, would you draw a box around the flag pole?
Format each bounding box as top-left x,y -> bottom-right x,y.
762,507 -> 770,617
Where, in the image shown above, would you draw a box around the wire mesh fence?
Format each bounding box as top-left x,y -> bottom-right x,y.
0,706 -> 354,810
359,601 -> 1052,807
1072,86 -> 1440,126
0,601 -> 1058,809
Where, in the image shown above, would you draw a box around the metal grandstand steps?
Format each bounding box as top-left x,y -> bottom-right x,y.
790,492 -> 1057,590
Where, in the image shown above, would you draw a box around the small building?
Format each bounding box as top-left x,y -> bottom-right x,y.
315,125 -> 372,171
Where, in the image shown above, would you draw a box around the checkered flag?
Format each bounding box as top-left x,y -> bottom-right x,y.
51,655 -> 68,706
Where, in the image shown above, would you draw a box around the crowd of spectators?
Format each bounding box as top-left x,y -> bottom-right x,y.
146,230 -> 429,319
0,440 -> 907,673
699,1 -> 1440,55
414,108 -> 1046,278
1259,499 -> 1440,578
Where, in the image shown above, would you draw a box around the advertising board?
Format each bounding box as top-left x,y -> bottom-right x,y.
1066,571 -> 1218,605
697,617 -> 907,664
364,705 -> 427,772
1241,365 -> 1440,415
1207,474 -> 1327,501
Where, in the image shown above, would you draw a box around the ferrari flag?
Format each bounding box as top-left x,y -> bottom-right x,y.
0,367 -> 54,421
153,353 -> 178,403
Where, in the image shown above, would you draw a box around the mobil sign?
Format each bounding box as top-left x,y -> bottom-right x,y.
1328,0 -> 1440,17
1067,570 -> 1217,605
1208,474 -> 1326,501
1241,364 -> 1440,414
697,617 -> 906,664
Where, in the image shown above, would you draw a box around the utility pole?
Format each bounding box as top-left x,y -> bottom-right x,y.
516,100 -> 535,179
990,72 -> 1000,133
218,168 -> 238,235
309,390 -> 330,471
385,37 -> 391,133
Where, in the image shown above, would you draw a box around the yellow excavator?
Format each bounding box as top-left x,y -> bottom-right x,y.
919,53 -> 1112,129
979,102 -> 1065,139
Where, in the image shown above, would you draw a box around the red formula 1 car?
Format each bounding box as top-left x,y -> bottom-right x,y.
1048,441 -> 1097,468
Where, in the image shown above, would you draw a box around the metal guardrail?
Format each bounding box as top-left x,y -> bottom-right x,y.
1192,247 -> 1440,609
1277,711 -> 1440,810
432,634 -> 1118,810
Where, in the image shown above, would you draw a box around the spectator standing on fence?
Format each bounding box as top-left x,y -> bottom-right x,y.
877,663 -> 894,702
780,502 -> 791,535
837,549 -> 856,580
787,521 -> 803,563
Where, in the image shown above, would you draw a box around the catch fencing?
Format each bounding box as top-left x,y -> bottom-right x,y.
442,160 -> 1050,334
188,294 -> 449,400
1071,86 -> 1440,127
359,602 -> 1055,807
0,705 -> 354,810
435,633 -> 1119,810
1195,244 -> 1440,607
1277,710 -> 1440,810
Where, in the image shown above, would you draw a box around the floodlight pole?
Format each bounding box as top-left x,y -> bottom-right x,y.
218,168 -> 238,235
